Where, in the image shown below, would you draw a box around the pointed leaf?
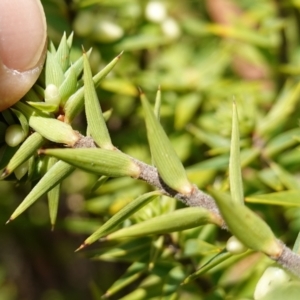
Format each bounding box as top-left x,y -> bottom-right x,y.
154,86 -> 161,120
246,190 -> 300,206
81,191 -> 161,247
47,157 -> 60,229
104,261 -> 147,298
141,92 -> 193,195
175,93 -> 201,130
43,148 -> 141,178
59,65 -> 77,105
265,127 -> 300,157
83,52 -> 113,149
10,108 -> 29,137
45,51 -> 65,87
258,81 -> 300,137
26,101 -> 58,113
3,132 -> 45,177
293,232 -> 300,254
106,207 -> 222,240
8,161 -> 74,221
29,116 -> 79,146
182,250 -> 244,284
211,189 -> 282,257
270,162 -> 300,190
229,102 -> 244,204
55,32 -> 70,72
64,52 -> 122,124
0,145 -> 19,170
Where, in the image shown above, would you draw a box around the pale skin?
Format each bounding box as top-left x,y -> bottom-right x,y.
0,0 -> 47,111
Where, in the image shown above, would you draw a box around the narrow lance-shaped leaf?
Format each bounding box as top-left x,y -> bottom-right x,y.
55,32 -> 70,72
105,207 -> 222,240
29,116 -> 80,146
77,191 -> 161,250
148,236 -> 164,270
10,108 -> 29,137
141,91 -> 193,195
59,65 -> 77,105
258,80 -> 300,137
103,261 -> 147,298
47,157 -> 60,230
210,189 -> 283,257
83,52 -> 113,149
7,161 -> 75,222
45,51 -> 65,87
43,148 -> 141,178
3,132 -> 45,177
64,52 -> 122,124
182,250 -> 244,285
229,102 -> 244,204
154,86 -> 161,120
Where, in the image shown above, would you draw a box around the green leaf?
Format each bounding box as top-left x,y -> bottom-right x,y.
91,238 -> 151,262
257,81 -> 300,137
83,52 -> 113,149
47,157 -> 60,230
154,86 -> 161,120
59,65 -> 78,105
105,207 -> 222,240
211,189 -> 282,257
175,93 -> 202,130
246,190 -> 300,206
10,108 -> 29,137
270,162 -> 300,190
43,148 -> 141,178
8,161 -> 74,222
141,92 -> 193,195
0,145 -> 19,171
64,52 -> 122,124
55,32 -> 70,72
186,124 -> 230,150
229,102 -> 244,204
29,116 -> 79,146
182,249 -> 249,285
257,168 -> 284,191
79,191 -> 161,249
264,127 -> 300,158
293,232 -> 300,254
148,236 -> 164,270
3,132 -> 45,177
103,260 -> 147,298
45,51 -> 65,87
26,101 -> 58,113
183,239 -> 221,256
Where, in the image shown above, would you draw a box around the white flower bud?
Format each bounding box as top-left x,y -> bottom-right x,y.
45,84 -> 60,105
226,236 -> 247,254
5,124 -> 26,147
254,267 -> 291,299
161,18 -> 181,39
145,1 -> 167,23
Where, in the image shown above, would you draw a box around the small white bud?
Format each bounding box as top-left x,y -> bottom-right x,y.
5,124 -> 26,147
145,1 -> 167,23
226,236 -> 247,254
45,84 -> 60,105
254,267 -> 291,299
161,18 -> 181,39
92,20 -> 124,43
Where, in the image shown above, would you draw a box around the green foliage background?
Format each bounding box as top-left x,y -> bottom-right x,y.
1,0 -> 300,299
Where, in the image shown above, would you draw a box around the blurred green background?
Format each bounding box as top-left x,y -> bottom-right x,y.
2,0 -> 300,299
